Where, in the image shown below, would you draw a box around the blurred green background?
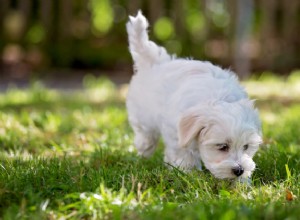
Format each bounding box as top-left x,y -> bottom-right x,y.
0,0 -> 299,82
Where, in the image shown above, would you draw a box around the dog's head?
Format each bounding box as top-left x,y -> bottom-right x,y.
178,99 -> 262,179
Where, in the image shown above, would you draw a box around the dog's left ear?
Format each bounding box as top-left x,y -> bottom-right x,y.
178,108 -> 208,147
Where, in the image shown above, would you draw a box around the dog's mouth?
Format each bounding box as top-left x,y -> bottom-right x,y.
201,164 -> 236,179
212,172 -> 237,179
210,168 -> 253,180
204,164 -> 253,180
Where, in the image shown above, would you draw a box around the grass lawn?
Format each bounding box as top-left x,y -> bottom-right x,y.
1,72 -> 300,219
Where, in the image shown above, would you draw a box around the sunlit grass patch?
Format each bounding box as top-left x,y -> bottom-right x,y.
0,78 -> 128,157
244,70 -> 300,101
0,74 -> 300,219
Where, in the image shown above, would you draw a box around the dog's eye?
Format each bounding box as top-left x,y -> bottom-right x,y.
217,144 -> 229,152
243,144 -> 249,151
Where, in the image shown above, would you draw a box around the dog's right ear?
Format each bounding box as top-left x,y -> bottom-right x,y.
178,108 -> 207,148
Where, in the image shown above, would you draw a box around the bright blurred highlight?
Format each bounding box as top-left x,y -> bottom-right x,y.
154,17 -> 174,41
208,1 -> 230,28
26,23 -> 45,44
186,10 -> 205,39
90,0 -> 114,35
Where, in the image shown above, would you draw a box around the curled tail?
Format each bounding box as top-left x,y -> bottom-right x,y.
126,11 -> 172,71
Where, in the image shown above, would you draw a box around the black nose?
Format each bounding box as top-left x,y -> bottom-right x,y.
232,166 -> 244,177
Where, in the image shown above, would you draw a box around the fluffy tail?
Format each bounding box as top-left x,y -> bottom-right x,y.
126,11 -> 172,71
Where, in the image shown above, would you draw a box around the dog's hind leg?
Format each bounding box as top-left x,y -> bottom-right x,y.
132,124 -> 159,158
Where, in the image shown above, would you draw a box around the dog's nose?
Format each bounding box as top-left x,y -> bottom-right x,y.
232,166 -> 244,177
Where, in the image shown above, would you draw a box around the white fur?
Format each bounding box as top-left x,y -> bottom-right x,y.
126,11 -> 262,180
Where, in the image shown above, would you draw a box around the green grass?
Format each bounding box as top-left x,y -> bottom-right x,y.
1,72 -> 300,219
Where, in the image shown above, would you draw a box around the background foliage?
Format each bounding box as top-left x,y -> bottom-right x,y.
0,0 -> 300,79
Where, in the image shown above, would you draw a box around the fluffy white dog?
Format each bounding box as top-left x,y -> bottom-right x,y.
126,11 -> 262,180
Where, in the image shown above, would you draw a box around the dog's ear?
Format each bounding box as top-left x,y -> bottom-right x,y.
178,108 -> 207,147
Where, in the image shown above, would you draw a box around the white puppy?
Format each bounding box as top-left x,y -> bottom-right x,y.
126,11 -> 262,180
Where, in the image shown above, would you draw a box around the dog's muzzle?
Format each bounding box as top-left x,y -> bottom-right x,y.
232,165 -> 244,177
